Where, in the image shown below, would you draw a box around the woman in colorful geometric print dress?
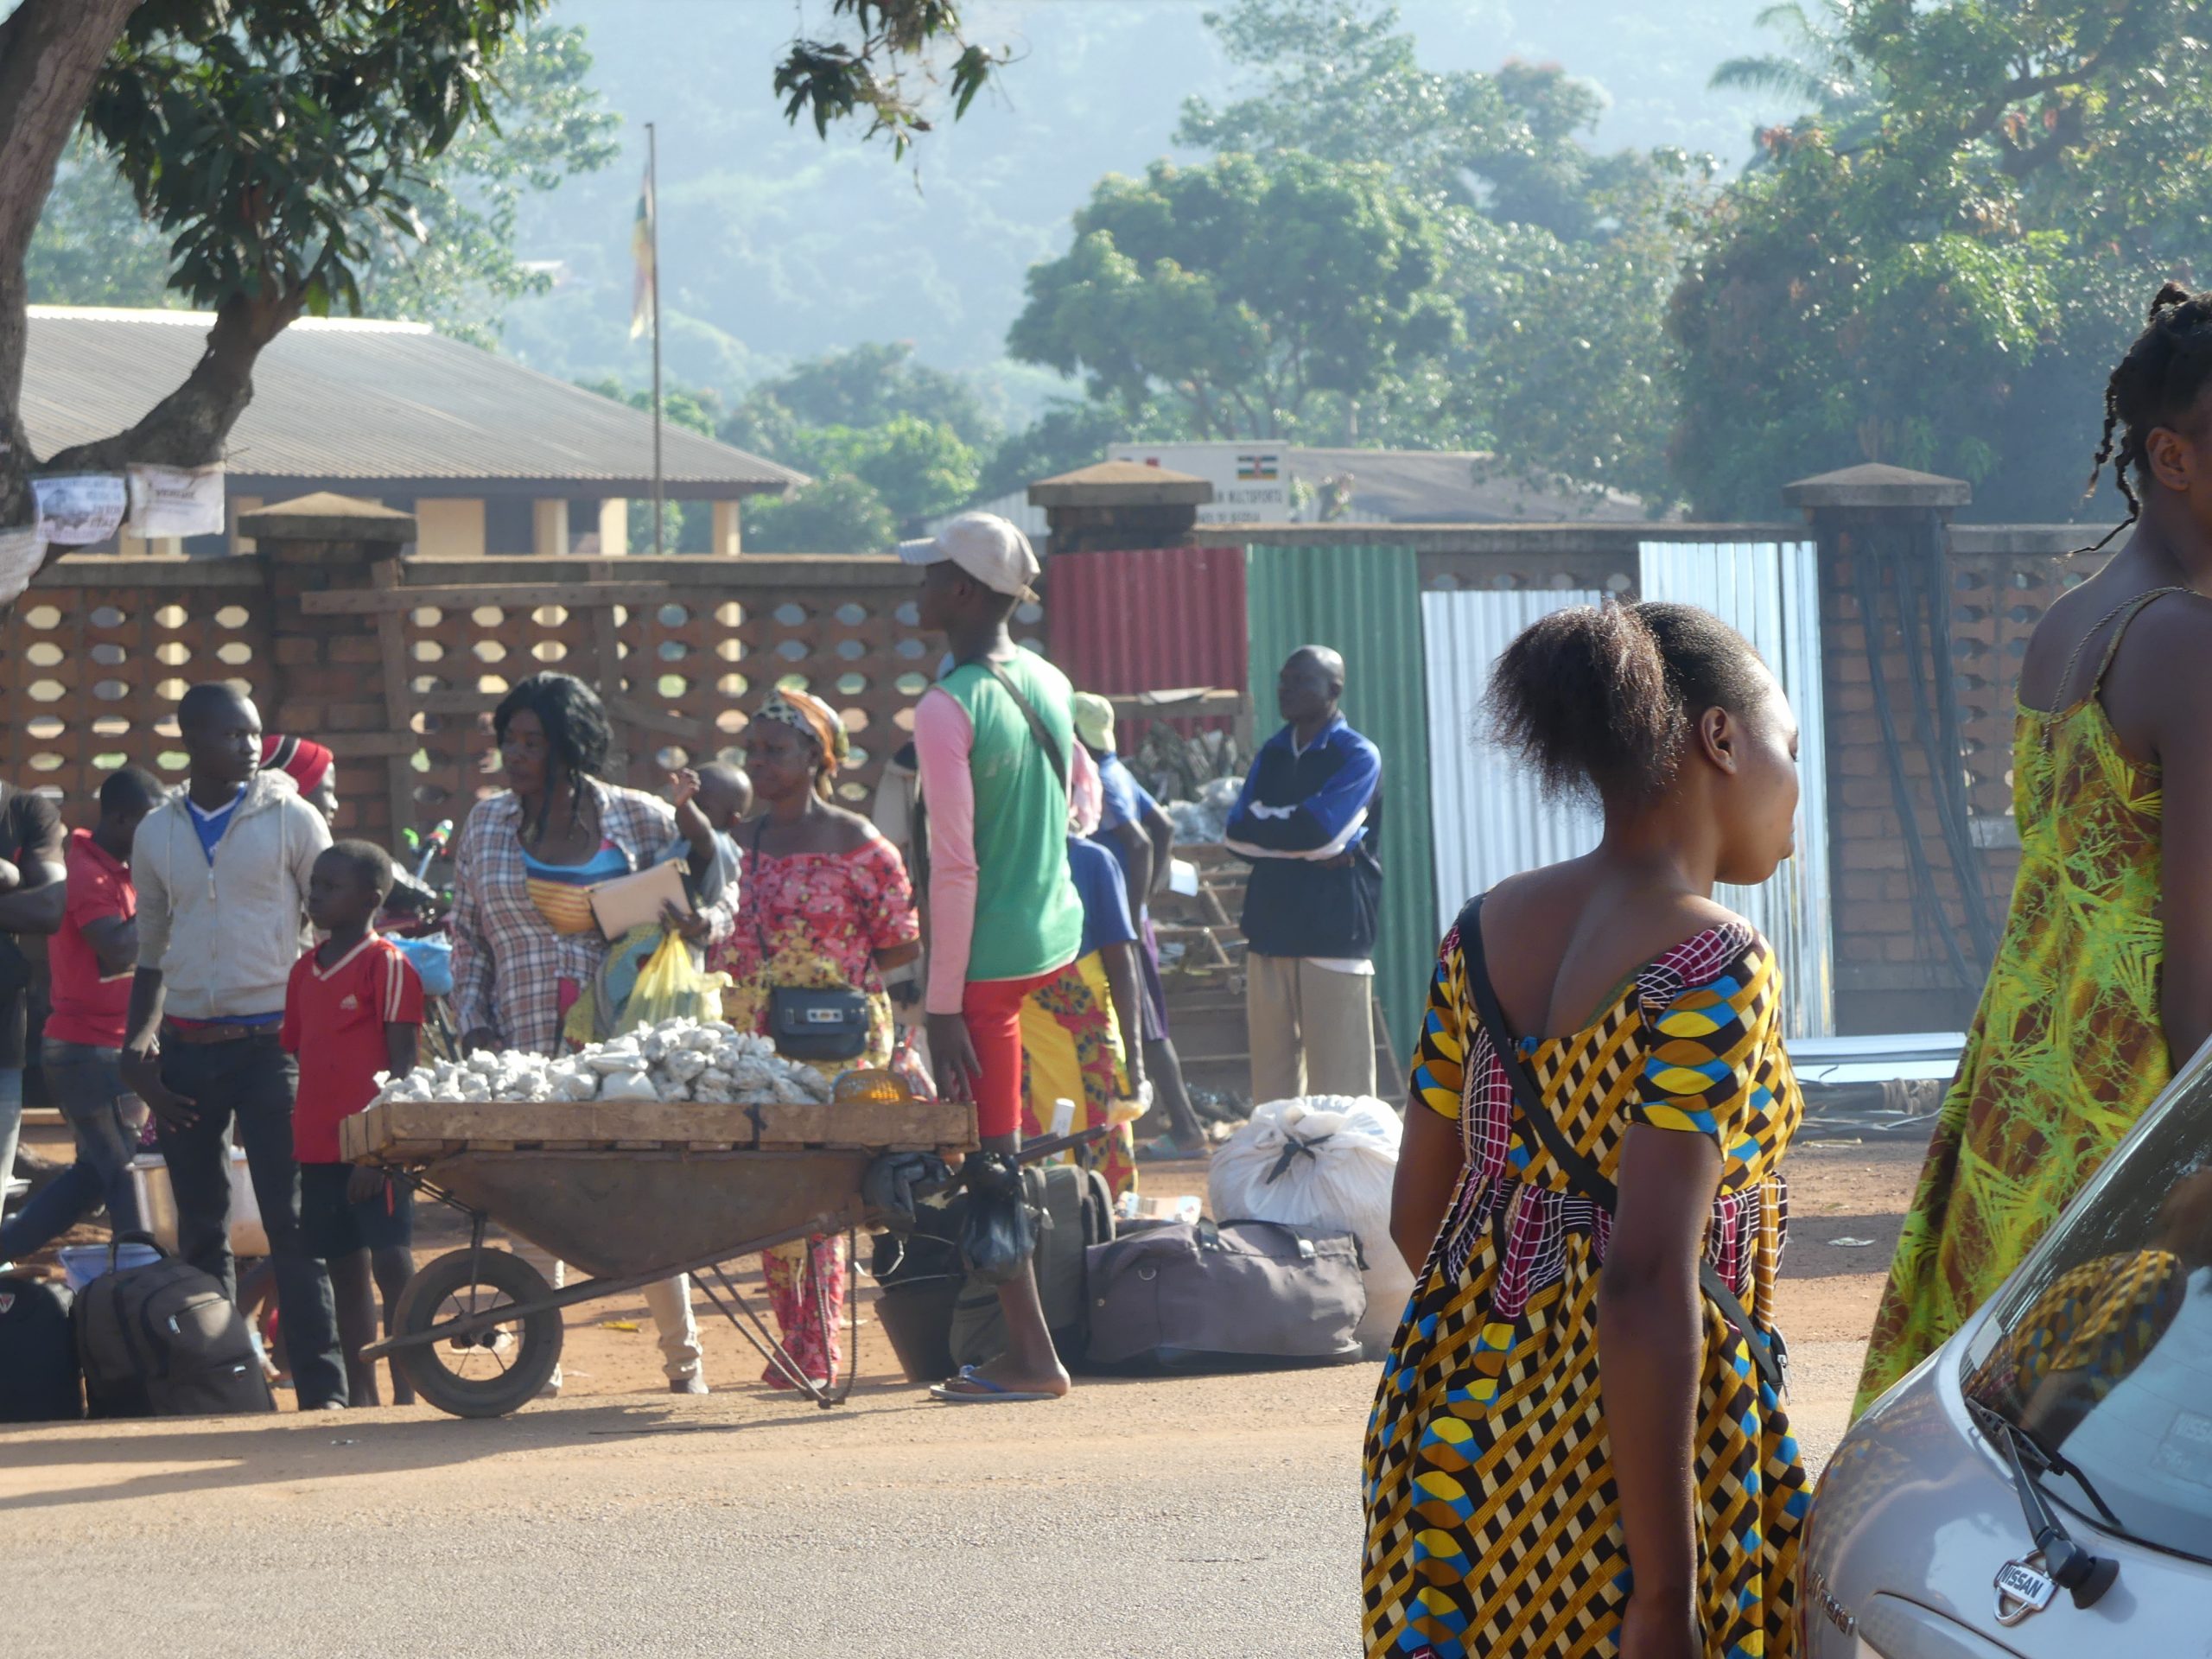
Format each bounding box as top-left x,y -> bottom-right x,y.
1363,602 -> 1811,1659
1857,283 -> 2212,1415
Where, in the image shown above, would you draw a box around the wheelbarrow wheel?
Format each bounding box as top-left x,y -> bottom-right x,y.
391,1247 -> 563,1418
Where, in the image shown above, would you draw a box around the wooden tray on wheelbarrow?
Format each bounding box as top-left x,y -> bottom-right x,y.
350,1096 -> 985,1418
341,1096 -> 976,1163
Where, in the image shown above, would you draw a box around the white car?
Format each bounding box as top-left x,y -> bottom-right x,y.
1802,1049 -> 2212,1658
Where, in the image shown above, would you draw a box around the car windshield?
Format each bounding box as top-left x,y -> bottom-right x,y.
1961,1056 -> 2212,1565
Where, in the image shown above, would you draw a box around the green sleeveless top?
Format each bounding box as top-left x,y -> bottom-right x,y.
938,647 -> 1084,983
1858,587 -> 2182,1413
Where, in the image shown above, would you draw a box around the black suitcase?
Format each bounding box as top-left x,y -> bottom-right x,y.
0,1274 -> 85,1422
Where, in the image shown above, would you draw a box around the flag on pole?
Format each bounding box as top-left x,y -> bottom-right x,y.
628,162 -> 655,340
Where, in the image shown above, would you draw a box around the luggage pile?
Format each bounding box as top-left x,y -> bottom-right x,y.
869,1145 -> 1380,1379
0,1233 -> 272,1424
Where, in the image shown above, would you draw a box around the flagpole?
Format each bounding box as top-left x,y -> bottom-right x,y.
647,121 -> 664,556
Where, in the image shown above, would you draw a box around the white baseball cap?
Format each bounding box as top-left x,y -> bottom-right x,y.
897,512 -> 1039,599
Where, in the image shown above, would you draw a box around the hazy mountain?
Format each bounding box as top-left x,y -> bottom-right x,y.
505,0 -> 1786,408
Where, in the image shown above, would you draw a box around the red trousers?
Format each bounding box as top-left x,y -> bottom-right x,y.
961,967 -> 1061,1140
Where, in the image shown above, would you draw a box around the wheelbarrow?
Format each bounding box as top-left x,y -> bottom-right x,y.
342,1091 -> 1097,1418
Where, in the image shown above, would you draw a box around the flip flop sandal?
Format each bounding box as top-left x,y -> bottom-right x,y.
928,1364 -> 1058,1404
1136,1135 -> 1204,1161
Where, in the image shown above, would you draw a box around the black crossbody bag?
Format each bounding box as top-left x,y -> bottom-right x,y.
1455,893 -> 1788,1395
756,818 -> 870,1063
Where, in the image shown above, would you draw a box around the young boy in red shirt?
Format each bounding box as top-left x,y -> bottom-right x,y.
283,841 -> 424,1408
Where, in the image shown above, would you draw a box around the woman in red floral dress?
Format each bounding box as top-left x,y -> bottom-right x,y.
711,690 -> 921,1387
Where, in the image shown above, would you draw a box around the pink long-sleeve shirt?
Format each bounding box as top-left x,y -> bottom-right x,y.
913,685 -> 1102,1015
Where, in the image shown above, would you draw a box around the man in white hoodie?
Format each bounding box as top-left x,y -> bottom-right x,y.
121,683 -> 346,1408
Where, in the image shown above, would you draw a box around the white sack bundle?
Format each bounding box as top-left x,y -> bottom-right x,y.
1207,1094 -> 1411,1353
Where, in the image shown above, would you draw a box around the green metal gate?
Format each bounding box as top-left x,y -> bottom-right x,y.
1243,542 -> 1436,1069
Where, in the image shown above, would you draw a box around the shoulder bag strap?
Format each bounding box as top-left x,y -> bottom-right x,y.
980,658 -> 1070,796
1455,894 -> 1784,1394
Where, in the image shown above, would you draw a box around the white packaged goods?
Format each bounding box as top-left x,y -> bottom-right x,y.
1207,1095 -> 1411,1352
369,1017 -> 834,1109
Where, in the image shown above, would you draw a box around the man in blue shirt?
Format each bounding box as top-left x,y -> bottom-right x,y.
1225,646 -> 1382,1103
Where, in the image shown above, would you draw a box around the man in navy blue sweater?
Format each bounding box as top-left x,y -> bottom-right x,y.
1225,645 -> 1382,1103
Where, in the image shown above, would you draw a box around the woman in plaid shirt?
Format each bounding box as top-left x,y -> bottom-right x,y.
448,671 -> 735,1394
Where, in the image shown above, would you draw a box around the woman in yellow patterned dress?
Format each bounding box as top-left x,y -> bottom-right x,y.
1367,602 -> 1810,1659
1856,284 -> 2212,1414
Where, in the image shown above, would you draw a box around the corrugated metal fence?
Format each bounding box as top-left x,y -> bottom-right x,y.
1243,543 -> 1435,1060
1421,588 -> 1606,927
1637,540 -> 1832,1037
1044,544 -> 1248,747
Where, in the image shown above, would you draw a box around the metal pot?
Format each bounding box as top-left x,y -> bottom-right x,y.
129,1149 -> 270,1258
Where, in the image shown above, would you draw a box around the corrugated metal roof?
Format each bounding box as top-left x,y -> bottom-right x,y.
1244,543 -> 1436,1058
1421,588 -> 1606,929
1290,448 -> 1662,524
21,306 -> 803,498
1044,544 -> 1247,747
1639,539 -> 1833,1037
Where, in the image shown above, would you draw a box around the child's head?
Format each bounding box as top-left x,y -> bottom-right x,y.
695,762 -> 753,829
309,840 -> 395,934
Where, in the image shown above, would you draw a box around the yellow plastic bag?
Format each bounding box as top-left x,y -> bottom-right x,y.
614,931 -> 731,1036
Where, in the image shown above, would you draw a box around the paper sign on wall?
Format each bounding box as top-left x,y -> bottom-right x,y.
33,474 -> 127,546
126,463 -> 226,539
0,525 -> 47,607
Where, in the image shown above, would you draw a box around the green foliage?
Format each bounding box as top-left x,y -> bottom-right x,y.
971,397 -> 1192,500
1669,0 -> 2212,518
742,474 -> 899,554
1008,151 -> 1457,440
32,21 -> 617,341
83,1 -> 549,320
771,0 -> 1006,160
725,341 -> 999,454
1107,0 -> 1706,500
1179,2 -> 1679,242
577,376 -> 722,438
781,414 -> 978,528
23,147 -> 183,310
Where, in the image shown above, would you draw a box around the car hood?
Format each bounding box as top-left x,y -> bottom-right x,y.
1805,1347 -> 2212,1657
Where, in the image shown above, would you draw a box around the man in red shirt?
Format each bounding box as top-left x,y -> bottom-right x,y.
0,768 -> 163,1262
282,841 -> 424,1408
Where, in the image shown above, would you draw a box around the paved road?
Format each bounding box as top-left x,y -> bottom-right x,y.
3,1368 -> 1374,1659
3,1141 -> 1909,1656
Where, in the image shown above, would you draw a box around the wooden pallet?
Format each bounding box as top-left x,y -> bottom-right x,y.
340,1096 -> 977,1166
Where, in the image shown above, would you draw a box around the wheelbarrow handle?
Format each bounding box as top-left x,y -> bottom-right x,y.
904,1125 -> 1110,1204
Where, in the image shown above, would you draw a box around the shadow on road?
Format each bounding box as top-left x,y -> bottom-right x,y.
0,1384 -> 946,1514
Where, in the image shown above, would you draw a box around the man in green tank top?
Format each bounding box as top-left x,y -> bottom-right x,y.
902,512 -> 1100,1402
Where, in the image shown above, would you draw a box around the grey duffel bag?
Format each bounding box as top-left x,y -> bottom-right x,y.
1083,1217 -> 1367,1370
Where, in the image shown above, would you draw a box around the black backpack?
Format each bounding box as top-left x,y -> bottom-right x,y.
73,1234 -> 274,1418
0,1274 -> 83,1422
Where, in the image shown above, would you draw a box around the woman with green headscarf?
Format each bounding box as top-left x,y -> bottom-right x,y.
709,687 -> 922,1387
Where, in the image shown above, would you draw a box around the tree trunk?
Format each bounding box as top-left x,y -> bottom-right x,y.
0,0 -> 143,525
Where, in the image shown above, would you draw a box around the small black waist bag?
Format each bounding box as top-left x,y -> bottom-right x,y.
752,820 -> 870,1062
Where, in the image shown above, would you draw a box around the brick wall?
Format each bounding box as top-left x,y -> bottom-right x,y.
1819,521 -> 2104,1033
0,545 -> 950,846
